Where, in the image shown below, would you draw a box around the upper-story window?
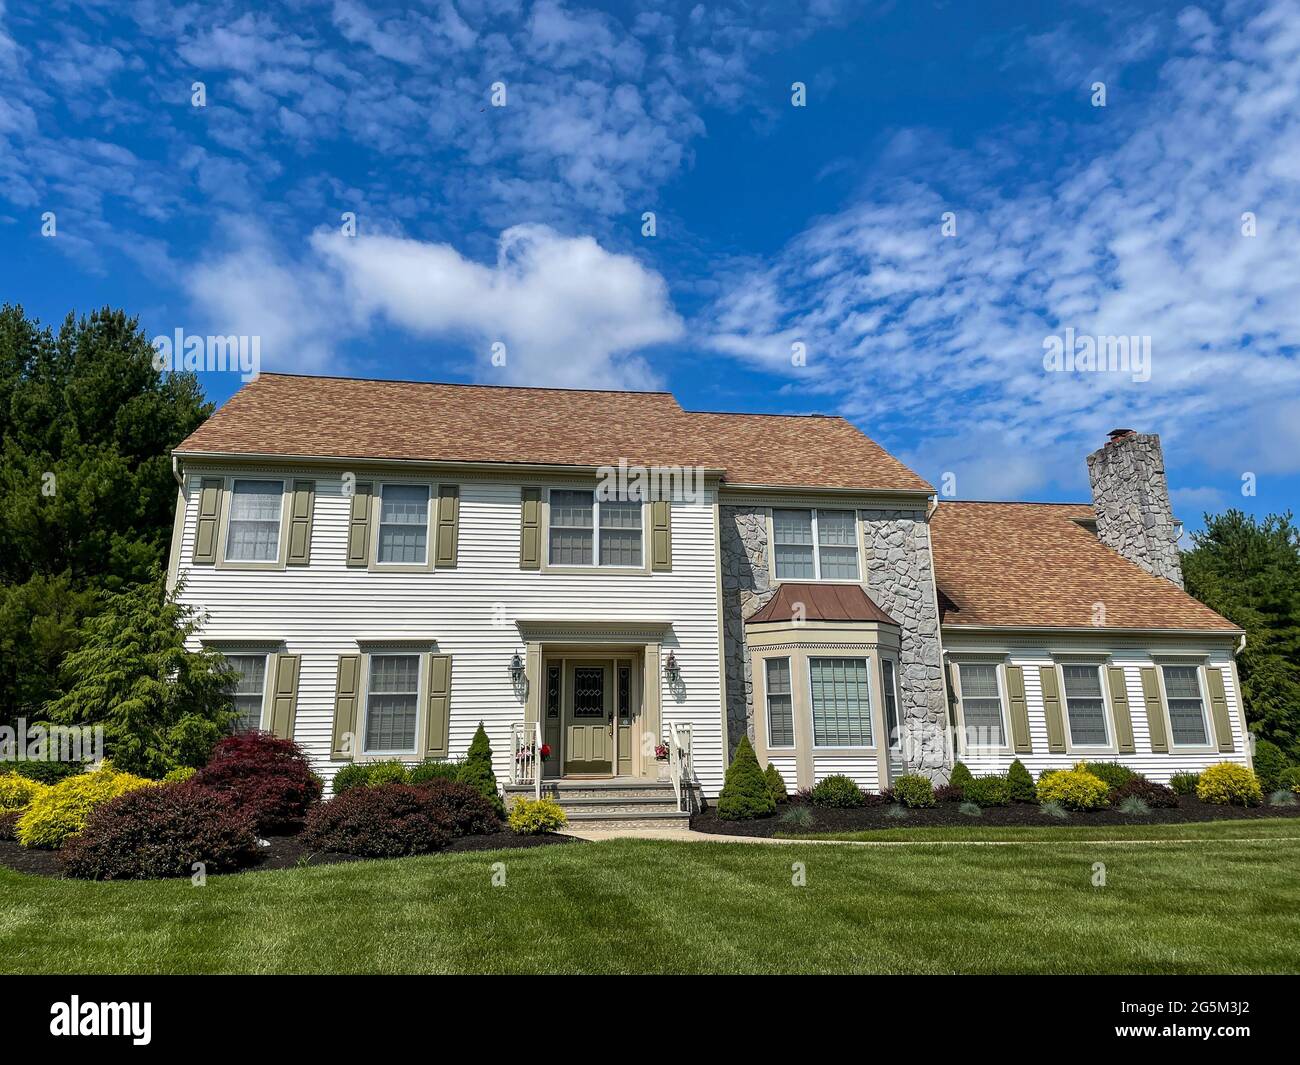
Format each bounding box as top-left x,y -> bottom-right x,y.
548,489 -> 643,568
377,484 -> 430,565
225,480 -> 284,562
772,508 -> 860,581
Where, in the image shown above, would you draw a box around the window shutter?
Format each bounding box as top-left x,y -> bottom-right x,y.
286,480 -> 315,565
1107,666 -> 1135,754
434,485 -> 460,568
1005,665 -> 1032,754
331,654 -> 362,760
651,499 -> 672,571
192,477 -> 223,564
346,482 -> 372,567
425,653 -> 452,759
1039,666 -> 1067,753
520,487 -> 542,570
268,654 -> 301,740
1204,667 -> 1235,753
1140,667 -> 1168,753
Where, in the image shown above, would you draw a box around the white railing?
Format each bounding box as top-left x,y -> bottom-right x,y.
510,720 -> 543,801
668,722 -> 693,813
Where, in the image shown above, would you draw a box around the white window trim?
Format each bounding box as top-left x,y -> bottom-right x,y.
360,650 -> 425,758
224,650 -> 271,732
1059,661 -> 1115,752
953,658 -> 1012,756
543,487 -> 647,571
770,507 -> 862,583
762,656 -> 796,751
882,657 -> 903,751
216,476 -> 289,570
808,655 -> 875,751
1157,662 -> 1216,751
372,481 -> 434,570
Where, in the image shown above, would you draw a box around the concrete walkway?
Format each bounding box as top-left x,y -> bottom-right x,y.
564,827 -> 1300,847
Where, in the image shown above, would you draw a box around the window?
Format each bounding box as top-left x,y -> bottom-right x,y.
809,657 -> 872,747
765,658 -> 794,747
959,663 -> 1005,747
772,509 -> 859,581
1163,665 -> 1209,746
548,490 -> 643,567
364,654 -> 421,754
882,658 -> 900,749
546,665 -> 561,719
225,653 -> 267,732
377,484 -> 430,564
225,480 -> 283,561
1061,664 -> 1109,747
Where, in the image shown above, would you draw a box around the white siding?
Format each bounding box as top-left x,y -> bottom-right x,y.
176,469 -> 726,795
767,756 -> 797,793
813,756 -> 880,792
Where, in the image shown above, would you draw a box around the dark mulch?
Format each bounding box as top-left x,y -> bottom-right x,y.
0,828 -> 578,880
691,796 -> 1300,837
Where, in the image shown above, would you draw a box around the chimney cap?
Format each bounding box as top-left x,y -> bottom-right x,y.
1107,428 -> 1137,441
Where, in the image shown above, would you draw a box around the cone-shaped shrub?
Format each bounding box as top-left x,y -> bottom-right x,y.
1007,759 -> 1036,803
948,762 -> 974,795
457,723 -> 505,817
717,736 -> 775,820
764,763 -> 789,804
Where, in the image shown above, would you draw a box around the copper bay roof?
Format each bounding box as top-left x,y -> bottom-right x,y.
174,373 -> 933,493
930,502 -> 1240,633
746,583 -> 900,626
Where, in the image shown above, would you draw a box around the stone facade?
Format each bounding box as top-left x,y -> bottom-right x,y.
1087,431 -> 1185,589
719,504 -> 949,780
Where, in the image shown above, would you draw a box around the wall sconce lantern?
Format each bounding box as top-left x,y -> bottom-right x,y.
508,652 -> 525,685
663,651 -> 681,684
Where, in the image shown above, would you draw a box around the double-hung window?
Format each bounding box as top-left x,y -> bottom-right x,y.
224,653 -> 268,732
765,658 -> 794,747
225,480 -> 284,562
377,484 -> 430,564
809,657 -> 873,747
959,662 -> 1006,748
548,489 -> 643,567
1163,665 -> 1210,746
1061,664 -> 1110,747
772,509 -> 860,580
364,653 -> 421,755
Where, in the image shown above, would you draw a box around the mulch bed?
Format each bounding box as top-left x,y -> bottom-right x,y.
0,828 -> 579,880
691,797 -> 1300,837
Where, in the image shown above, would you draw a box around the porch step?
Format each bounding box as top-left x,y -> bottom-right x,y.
562,810 -> 692,830
504,780 -> 678,801
503,778 -> 696,825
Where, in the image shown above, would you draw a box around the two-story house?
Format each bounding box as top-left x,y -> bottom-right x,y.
166,373 -> 1249,826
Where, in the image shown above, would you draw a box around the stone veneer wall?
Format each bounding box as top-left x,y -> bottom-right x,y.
719,505 -> 949,780
1086,432 -> 1185,589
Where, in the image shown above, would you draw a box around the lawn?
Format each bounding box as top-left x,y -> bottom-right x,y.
3,827 -> 1298,974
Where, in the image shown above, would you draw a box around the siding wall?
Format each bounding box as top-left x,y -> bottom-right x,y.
812,756 -> 880,792
175,468 -> 726,795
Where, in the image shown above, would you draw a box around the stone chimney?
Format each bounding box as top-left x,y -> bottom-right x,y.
1086,429 -> 1184,588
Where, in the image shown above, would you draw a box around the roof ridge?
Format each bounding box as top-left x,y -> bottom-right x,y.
254,371 -> 680,400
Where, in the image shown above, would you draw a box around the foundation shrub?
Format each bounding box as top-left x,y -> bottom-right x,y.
764,763 -> 789,804
16,766 -> 155,848
1195,763 -> 1263,807
458,724 -> 505,817
1035,766 -> 1110,811
190,732 -> 322,833
892,774 -> 937,808
1112,778 -> 1179,808
717,736 -> 776,819
1251,740 -> 1289,793
962,775 -> 1011,808
0,773 -> 49,811
1169,771 -> 1201,796
507,797 -> 567,834
304,785 -> 456,857
808,774 -> 866,808
1007,759 -> 1037,803
1080,761 -> 1142,791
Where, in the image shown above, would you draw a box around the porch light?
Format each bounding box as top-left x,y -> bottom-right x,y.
663,652 -> 681,683
508,653 -> 525,684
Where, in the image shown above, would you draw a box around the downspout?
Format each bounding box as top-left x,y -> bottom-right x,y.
172,453 -> 184,486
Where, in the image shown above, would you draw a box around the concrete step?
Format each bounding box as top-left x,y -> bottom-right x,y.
505,780 -> 677,801
563,810 -> 692,830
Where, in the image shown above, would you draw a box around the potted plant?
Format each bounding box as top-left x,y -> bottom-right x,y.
655,740 -> 671,780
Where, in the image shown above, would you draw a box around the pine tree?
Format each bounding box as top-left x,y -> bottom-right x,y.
764,762 -> 788,803
458,722 -> 505,816
1007,759 -> 1036,803
717,735 -> 775,819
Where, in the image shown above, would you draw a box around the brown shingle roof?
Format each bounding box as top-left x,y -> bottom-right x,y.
931,502 -> 1240,633
174,373 -> 932,493
747,583 -> 899,626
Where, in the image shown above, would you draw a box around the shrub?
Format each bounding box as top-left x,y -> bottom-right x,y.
778,805 -> 814,828
1113,778 -> 1179,808
191,732 -> 322,833
1007,759 -> 1036,803
808,774 -> 866,808
1170,771 -> 1201,796
1081,761 -> 1141,791
365,760 -> 410,788
0,773 -> 49,811
884,803 -> 909,819
764,763 -> 789,804
717,736 -> 776,819
411,778 -> 502,836
408,759 -> 462,785
948,762 -> 974,796
1039,799 -> 1069,820
16,767 -> 155,848
892,774 -> 936,808
163,766 -> 196,784
959,801 -> 983,817
1117,795 -> 1150,816
60,782 -> 259,880
963,775 -> 1011,808
507,797 -> 567,834
934,784 -> 963,803
303,784 -> 458,857
0,811 -> 20,840
1196,762 -> 1263,807
9,760 -> 83,785
1280,766 -> 1300,794
1035,766 -> 1110,811
1268,789 -> 1297,807
458,723 -> 505,817
1251,740 -> 1289,793
331,762 -> 373,794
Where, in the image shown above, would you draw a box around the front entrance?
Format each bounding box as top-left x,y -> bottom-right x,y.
545,652 -> 643,778
564,660 -> 613,774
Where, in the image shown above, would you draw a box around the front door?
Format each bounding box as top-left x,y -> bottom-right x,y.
565,661 -> 613,774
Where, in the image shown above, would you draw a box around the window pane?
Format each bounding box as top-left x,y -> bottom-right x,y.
550,490 -> 594,528
365,654 -> 420,752
765,658 -> 794,747
225,654 -> 266,732
882,658 -> 900,748
226,480 -> 282,561
377,484 -> 429,563
773,510 -> 815,578
818,546 -> 860,580
817,510 -> 856,545
599,499 -> 643,566
810,657 -> 872,747
1163,666 -> 1209,745
773,509 -> 813,544
1062,664 -> 1108,746
774,544 -> 815,579
960,664 -> 1004,746
550,490 -> 595,565
549,528 -> 593,565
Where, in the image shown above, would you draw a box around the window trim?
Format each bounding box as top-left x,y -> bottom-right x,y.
1057,660 -> 1116,753
768,507 -> 863,583
213,476 -> 291,571
952,658 -> 1013,756
882,656 -> 902,752
215,648 -> 276,733
359,648 -> 427,759
762,656 -> 796,751
808,655 -> 875,751
542,487 -> 649,573
367,480 -> 436,573
1157,662 -> 1216,752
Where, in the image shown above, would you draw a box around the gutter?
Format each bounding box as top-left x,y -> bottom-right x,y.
941,623 -> 1244,638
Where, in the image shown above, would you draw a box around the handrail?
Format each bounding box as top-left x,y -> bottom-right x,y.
668,722 -> 693,813
510,721 -> 543,801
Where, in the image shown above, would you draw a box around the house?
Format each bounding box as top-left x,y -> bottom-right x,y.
166,374 -> 1249,825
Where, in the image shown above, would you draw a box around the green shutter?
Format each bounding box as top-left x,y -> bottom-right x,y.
425,653 -> 452,759
434,485 -> 460,568
286,480 -> 315,565
331,654 -> 362,760
192,477 -> 223,564
1005,665 -> 1032,753
1204,667 -> 1236,753
1140,667 -> 1168,753
346,482 -> 372,567
520,487 -> 542,570
268,654 -> 301,740
1107,666 -> 1135,754
1040,666 -> 1066,753
651,499 -> 672,571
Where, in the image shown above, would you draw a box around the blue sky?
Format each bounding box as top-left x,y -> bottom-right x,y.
2,0 -> 1298,530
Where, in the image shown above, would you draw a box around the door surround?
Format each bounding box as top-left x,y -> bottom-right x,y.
542,649 -> 644,779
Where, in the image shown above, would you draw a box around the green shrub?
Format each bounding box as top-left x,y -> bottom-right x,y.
366,760 -> 410,787
507,797 -> 567,834
963,775 -> 1011,807
1035,766 -> 1110,811
808,774 -> 866,808
1196,762 -> 1262,806
1251,740 -> 1289,793
1169,771 -> 1201,796
763,763 -> 789,804
0,773 -> 49,811
331,763 -> 372,794
958,801 -> 982,817
1007,759 -> 1036,803
16,766 -> 155,848
1280,766 -> 1300,794
9,760 -> 84,785
1080,761 -> 1141,791
778,806 -> 814,828
948,762 -> 974,795
1039,800 -> 1069,820
408,759 -> 461,785
162,766 -> 196,784
457,723 -> 505,817
1117,795 -> 1150,816
717,736 -> 776,820
892,774 -> 936,808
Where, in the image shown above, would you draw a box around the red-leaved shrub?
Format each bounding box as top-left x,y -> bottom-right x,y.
413,778 -> 503,836
1112,778 -> 1179,808
0,810 -> 19,840
303,780 -> 500,858
191,732 -> 322,833
60,781 -> 259,880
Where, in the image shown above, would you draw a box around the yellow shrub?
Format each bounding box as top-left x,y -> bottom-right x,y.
1196,762 -> 1263,806
507,796 -> 568,835
1036,765 -> 1110,811
163,766 -> 196,783
16,767 -> 156,849
0,773 -> 49,811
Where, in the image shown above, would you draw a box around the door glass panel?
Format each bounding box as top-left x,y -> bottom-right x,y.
573,667 -> 605,717
546,665 -> 561,719
617,666 -> 631,724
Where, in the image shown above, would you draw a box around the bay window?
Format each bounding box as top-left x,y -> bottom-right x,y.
809,656 -> 873,747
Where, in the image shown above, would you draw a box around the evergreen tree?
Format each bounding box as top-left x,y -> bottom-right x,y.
763,761 -> 788,803
717,735 -> 775,819
458,722 -> 505,816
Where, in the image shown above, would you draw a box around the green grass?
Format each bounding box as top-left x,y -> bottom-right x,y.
3,832 -> 1298,973
781,817 -> 1300,843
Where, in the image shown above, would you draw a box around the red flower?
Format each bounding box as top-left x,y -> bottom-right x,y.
540,744 -> 552,759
